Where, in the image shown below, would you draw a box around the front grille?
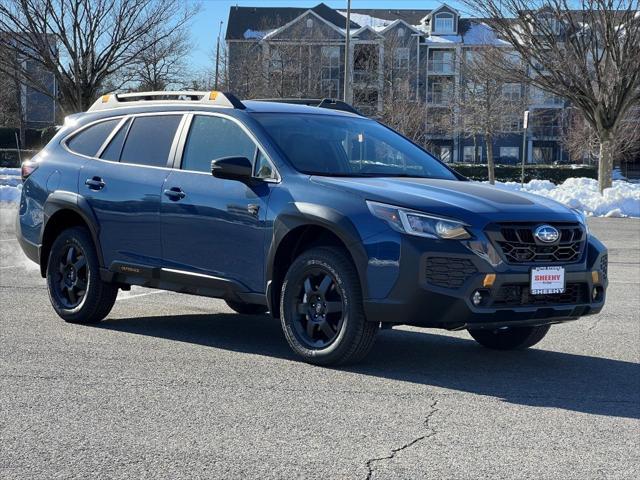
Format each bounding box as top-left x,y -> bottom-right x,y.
425,257 -> 477,289
492,283 -> 588,307
488,223 -> 586,264
600,254 -> 608,282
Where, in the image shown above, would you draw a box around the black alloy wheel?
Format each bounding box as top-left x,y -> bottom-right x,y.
46,227 -> 118,324
292,267 -> 345,348
53,243 -> 88,309
280,247 -> 378,366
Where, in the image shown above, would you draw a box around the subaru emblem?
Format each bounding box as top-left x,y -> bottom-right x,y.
534,225 -> 560,243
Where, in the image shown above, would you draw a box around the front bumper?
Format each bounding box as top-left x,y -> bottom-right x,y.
362,233 -> 607,330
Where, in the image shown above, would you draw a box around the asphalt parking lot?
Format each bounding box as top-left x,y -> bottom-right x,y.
1,208 -> 638,479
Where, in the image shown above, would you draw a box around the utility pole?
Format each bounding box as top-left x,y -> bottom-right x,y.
214,20 -> 224,90
343,0 -> 351,102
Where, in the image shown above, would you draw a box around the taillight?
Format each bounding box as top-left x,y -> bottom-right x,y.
21,160 -> 39,181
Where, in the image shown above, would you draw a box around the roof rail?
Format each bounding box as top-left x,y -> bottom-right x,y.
252,98 -> 363,116
87,91 -> 246,112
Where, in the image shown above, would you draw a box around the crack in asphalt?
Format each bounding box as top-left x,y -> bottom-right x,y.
364,399 -> 439,480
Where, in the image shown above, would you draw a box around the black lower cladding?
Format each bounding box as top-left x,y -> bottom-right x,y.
362,234 -> 606,328
492,283 -> 589,307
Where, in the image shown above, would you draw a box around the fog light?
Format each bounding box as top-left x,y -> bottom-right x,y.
592,287 -> 598,301
472,290 -> 483,306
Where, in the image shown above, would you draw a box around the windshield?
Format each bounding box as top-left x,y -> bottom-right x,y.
250,113 -> 457,179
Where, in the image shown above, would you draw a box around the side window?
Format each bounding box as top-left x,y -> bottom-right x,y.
66,119 -> 120,157
100,118 -> 131,161
254,150 -> 278,180
120,115 -> 182,167
181,115 -> 256,173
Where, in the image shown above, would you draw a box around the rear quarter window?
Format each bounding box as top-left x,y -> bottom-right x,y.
66,119 -> 120,157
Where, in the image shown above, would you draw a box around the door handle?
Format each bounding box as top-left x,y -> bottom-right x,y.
163,187 -> 186,201
85,176 -> 105,190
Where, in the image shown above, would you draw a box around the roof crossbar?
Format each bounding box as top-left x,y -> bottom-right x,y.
87,91 -> 246,112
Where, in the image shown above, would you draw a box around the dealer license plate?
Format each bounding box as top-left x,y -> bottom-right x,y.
531,266 -> 565,295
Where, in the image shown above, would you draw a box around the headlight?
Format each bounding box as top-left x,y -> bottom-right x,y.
367,201 -> 471,240
572,208 -> 590,235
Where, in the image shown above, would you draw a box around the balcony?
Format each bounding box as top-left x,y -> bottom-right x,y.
353,70 -> 377,86
427,91 -> 452,105
427,60 -> 455,75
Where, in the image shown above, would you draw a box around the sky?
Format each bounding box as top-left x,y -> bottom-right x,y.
190,0 -> 471,70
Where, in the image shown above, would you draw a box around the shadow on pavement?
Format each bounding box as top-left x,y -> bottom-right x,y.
98,313 -> 640,420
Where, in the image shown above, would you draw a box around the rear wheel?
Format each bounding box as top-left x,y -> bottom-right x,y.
224,299 -> 268,315
468,325 -> 551,350
280,247 -> 378,366
46,227 -> 117,324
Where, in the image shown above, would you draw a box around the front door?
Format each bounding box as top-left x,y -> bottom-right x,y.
161,114 -> 276,293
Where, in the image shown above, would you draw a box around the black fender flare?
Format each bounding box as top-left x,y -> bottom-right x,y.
266,202 -> 370,309
41,191 -> 104,270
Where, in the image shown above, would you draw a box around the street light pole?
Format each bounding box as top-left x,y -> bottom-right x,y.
521,110 -> 529,187
214,20 -> 224,90
343,0 -> 351,102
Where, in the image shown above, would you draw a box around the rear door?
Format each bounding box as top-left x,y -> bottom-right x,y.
81,113 -> 185,270
160,113 -> 277,293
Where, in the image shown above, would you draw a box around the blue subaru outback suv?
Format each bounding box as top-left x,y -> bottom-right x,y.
16,91 -> 608,365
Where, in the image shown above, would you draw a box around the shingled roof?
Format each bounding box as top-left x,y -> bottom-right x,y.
225,3 -> 360,40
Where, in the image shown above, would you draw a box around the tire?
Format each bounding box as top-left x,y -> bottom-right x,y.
46,226 -> 118,324
225,299 -> 268,315
468,324 -> 551,350
280,246 -> 378,366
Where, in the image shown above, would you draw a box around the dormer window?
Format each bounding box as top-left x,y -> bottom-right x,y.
434,12 -> 455,33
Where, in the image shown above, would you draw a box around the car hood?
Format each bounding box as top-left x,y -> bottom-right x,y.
311,176 -> 582,226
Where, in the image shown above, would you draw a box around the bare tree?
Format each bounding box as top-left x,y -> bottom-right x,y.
454,47 -> 529,183
461,0 -> 640,192
0,0 -> 198,114
563,106 -> 640,164
0,40 -> 26,145
127,25 -> 191,91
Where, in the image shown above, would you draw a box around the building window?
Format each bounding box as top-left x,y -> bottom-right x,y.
531,87 -> 563,105
499,146 -> 520,162
533,146 -> 554,163
438,146 -> 452,163
434,13 -> 454,33
427,78 -> 453,104
397,27 -> 405,37
501,114 -> 522,132
463,146 -> 483,163
306,18 -> 313,29
269,48 -> 283,72
502,83 -> 521,101
428,50 -> 454,74
393,47 -> 410,69
321,46 -> 340,98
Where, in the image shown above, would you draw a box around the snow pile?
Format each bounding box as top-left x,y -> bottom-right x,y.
243,28 -> 275,40
463,22 -> 510,46
338,11 -> 392,31
493,177 -> 640,218
0,168 -> 21,203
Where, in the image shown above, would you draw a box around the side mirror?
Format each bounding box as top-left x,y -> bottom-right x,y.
211,156 -> 253,181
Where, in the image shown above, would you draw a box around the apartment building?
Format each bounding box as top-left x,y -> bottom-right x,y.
225,2 -> 570,164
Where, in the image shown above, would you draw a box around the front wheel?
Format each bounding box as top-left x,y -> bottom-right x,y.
280,247 -> 378,366
468,324 -> 551,350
